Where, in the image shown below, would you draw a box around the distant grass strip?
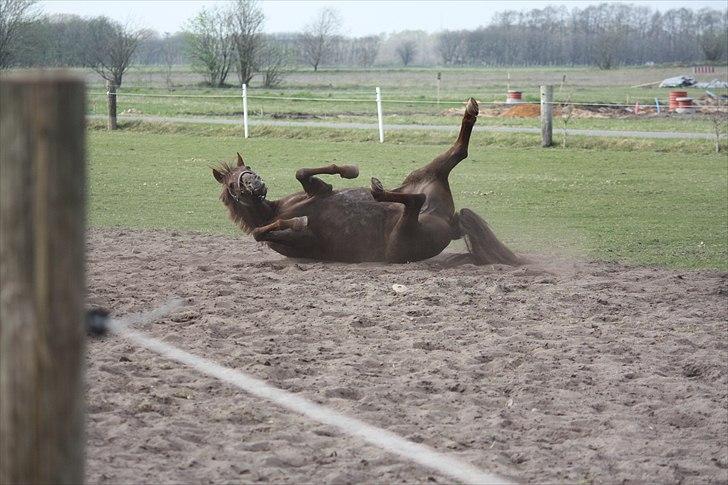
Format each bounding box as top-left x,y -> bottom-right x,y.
88,119 -> 728,154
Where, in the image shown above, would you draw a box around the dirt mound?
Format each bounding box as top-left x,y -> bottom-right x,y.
441,107 -> 466,116
501,103 -> 541,118
85,228 -> 728,484
500,104 -> 654,119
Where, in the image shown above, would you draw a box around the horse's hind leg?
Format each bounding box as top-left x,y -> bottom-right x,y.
421,97 -> 478,178
371,178 -> 425,214
296,164 -> 359,196
371,178 -> 432,262
371,178 -> 452,262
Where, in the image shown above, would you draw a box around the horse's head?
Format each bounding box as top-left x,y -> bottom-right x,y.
212,152 -> 268,204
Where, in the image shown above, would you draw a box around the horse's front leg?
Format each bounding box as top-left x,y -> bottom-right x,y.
252,216 -> 308,241
295,164 -> 359,196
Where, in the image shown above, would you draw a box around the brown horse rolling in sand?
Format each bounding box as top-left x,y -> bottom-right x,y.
213,98 -> 520,266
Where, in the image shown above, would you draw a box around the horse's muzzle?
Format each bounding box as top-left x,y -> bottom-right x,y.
251,182 -> 267,198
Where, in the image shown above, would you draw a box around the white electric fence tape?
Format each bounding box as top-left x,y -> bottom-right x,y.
106,300 -> 511,485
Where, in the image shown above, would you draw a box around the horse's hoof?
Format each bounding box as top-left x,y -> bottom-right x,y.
466,97 -> 479,118
291,216 -> 308,231
339,165 -> 359,179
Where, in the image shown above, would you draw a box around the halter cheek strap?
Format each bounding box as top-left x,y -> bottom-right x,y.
227,186 -> 244,204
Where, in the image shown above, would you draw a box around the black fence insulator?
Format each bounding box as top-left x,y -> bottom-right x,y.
86,308 -> 111,336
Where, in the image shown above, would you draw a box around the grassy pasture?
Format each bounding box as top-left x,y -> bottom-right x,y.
83,65 -> 728,135
88,126 -> 727,270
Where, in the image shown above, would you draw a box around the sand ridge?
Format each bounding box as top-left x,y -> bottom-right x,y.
86,228 -> 728,483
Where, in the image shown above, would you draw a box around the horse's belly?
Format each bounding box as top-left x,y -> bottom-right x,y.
312,206 -> 393,262
282,188 -> 396,262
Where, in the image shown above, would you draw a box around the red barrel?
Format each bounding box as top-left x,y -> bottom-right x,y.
506,90 -> 523,104
675,97 -> 695,114
669,91 -> 687,112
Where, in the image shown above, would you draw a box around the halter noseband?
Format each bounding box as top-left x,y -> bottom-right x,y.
227,169 -> 257,206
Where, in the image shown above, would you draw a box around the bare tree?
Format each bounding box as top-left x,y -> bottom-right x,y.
229,0 -> 264,85
299,8 -> 341,71
560,94 -> 574,148
85,17 -> 146,87
395,39 -> 417,66
161,32 -> 175,91
258,41 -> 288,88
185,6 -> 234,87
707,109 -> 727,153
697,8 -> 726,61
0,0 -> 37,68
595,35 -> 617,70
352,35 -> 379,67
436,30 -> 464,65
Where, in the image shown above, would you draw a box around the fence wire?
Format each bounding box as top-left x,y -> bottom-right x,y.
89,90 -> 728,110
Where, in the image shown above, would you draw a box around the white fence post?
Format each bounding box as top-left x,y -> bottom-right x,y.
376,87 -> 384,143
242,83 -> 249,139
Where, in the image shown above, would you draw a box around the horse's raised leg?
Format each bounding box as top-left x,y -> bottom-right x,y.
295,164 -> 359,196
421,97 -> 479,179
252,216 -> 308,241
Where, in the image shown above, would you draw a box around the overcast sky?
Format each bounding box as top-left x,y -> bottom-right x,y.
40,0 -> 728,36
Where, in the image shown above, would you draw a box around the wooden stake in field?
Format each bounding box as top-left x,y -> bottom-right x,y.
541,85 -> 554,147
0,71 -> 86,484
106,80 -> 117,130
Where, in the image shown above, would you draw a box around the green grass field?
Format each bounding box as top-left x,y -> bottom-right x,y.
88,127 -> 728,270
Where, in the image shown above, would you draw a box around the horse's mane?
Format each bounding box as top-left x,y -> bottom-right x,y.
216,162 -> 272,234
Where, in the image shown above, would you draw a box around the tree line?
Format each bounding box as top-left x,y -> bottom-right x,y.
437,4 -> 727,68
2,0 -> 726,88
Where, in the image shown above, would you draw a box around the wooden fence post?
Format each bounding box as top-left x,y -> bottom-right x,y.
540,85 -> 553,147
107,80 -> 117,130
0,71 -> 86,484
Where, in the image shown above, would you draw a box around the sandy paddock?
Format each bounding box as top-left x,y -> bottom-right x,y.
85,228 -> 727,484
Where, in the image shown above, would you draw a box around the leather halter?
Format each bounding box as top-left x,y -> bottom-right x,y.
227,169 -> 257,206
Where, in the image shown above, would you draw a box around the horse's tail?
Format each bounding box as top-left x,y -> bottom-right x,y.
458,208 -> 522,266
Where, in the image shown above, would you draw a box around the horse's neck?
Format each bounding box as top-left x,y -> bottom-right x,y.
228,198 -> 277,232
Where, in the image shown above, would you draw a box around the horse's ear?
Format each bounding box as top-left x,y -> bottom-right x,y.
236,152 -> 245,167
212,168 -> 225,183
